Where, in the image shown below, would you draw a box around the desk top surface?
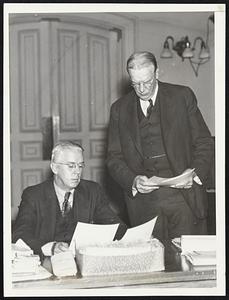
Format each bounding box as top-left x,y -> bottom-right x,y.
12,241 -> 217,290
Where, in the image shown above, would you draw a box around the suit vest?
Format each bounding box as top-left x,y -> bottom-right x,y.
137,98 -> 173,178
54,201 -> 76,243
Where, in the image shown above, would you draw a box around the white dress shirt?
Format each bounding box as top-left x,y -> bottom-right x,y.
140,82 -> 158,116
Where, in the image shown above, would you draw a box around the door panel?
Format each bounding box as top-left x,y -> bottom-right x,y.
10,21 -> 52,219
51,21 -> 120,182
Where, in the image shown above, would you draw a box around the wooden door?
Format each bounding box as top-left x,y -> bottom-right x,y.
10,21 -> 53,219
10,19 -> 122,219
50,20 -> 121,182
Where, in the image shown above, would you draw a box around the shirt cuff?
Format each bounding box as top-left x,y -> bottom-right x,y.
41,241 -> 55,256
193,175 -> 202,185
132,187 -> 138,196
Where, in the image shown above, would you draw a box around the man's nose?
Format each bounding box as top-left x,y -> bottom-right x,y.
72,166 -> 80,174
139,82 -> 145,93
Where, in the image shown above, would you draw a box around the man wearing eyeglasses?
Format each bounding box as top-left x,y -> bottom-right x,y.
12,141 -> 126,258
107,51 -> 214,240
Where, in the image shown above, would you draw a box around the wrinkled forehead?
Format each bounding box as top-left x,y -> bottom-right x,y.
128,58 -> 156,71
128,65 -> 155,82
54,146 -> 83,162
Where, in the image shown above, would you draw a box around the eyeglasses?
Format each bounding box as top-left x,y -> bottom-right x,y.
54,162 -> 85,170
131,78 -> 154,89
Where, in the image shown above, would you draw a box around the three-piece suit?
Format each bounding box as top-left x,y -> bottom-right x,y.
107,81 -> 214,239
12,179 -> 126,256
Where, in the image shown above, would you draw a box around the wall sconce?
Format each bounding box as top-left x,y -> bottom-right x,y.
160,15 -> 214,76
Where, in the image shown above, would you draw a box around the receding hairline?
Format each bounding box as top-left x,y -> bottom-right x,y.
51,142 -> 84,162
126,52 -> 158,71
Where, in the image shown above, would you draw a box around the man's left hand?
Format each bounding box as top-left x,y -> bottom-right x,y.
170,168 -> 194,189
52,242 -> 69,254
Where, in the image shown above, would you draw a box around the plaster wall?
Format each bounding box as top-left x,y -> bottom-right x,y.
135,19 -> 215,135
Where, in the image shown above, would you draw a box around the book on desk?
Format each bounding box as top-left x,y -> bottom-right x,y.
172,235 -> 216,272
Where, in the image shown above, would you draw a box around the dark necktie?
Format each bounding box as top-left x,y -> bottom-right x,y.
62,192 -> 71,217
146,99 -> 154,118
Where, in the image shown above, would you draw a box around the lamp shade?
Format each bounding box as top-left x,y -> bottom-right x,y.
182,47 -> 194,58
160,48 -> 173,58
199,47 -> 210,59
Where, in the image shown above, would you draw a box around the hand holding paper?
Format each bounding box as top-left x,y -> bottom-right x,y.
148,168 -> 195,188
133,175 -> 159,194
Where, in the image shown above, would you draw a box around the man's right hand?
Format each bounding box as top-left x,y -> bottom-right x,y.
133,175 -> 159,194
52,242 -> 69,255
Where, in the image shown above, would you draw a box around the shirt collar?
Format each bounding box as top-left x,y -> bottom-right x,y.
53,180 -> 75,206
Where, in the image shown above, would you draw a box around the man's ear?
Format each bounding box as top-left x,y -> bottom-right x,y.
50,162 -> 58,175
155,68 -> 159,79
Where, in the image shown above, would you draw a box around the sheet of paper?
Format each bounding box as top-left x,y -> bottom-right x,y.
148,168 -> 195,187
120,216 -> 158,243
15,238 -> 31,250
181,235 -> 216,254
69,222 -> 119,256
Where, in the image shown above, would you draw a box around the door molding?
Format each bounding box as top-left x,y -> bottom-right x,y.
10,13 -> 136,78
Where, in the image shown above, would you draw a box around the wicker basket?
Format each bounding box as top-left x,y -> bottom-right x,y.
76,238 -> 164,276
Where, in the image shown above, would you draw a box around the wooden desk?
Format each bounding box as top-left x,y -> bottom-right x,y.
13,241 -> 216,290
13,269 -> 216,289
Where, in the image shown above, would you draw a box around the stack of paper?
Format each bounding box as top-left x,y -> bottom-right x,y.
179,235 -> 216,271
185,251 -> 216,266
12,239 -> 51,281
51,250 -> 77,277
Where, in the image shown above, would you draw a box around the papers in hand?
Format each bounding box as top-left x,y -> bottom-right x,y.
69,222 -> 119,256
148,168 -> 195,187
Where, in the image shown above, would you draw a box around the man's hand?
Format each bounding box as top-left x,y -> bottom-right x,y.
170,168 -> 194,189
52,242 -> 69,255
133,175 -> 159,194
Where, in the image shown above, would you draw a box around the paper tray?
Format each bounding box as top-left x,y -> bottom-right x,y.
76,238 -> 164,277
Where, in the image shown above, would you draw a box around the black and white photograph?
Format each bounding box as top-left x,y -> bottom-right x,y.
3,3 -> 225,297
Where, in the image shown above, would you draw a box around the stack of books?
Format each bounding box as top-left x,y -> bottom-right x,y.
12,239 -> 51,282
172,235 -> 216,271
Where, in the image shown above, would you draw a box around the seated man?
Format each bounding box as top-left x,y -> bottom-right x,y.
12,141 -> 127,260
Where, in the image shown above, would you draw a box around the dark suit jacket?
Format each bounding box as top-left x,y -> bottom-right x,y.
107,81 -> 214,221
12,179 -> 126,255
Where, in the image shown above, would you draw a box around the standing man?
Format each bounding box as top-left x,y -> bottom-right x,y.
107,51 -> 214,240
13,141 -> 126,258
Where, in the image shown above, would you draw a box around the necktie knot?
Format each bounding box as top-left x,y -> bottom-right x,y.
146,99 -> 153,118
62,192 -> 71,216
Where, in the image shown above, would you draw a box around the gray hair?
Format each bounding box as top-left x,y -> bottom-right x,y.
126,51 -> 158,72
51,141 -> 84,163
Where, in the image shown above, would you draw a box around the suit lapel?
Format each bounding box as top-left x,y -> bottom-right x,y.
42,181 -> 58,240
73,182 -> 91,223
124,92 -> 143,156
158,81 -> 184,175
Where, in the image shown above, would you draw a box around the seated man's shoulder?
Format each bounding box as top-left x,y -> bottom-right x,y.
79,179 -> 100,190
22,179 -> 52,195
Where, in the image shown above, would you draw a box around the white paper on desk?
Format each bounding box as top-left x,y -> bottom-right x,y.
121,216 -> 158,243
69,222 -> 119,256
148,168 -> 195,187
15,238 -> 31,250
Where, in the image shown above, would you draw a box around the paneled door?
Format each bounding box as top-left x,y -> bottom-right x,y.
10,19 -> 122,219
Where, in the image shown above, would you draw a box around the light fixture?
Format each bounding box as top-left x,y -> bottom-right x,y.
160,15 -> 214,76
